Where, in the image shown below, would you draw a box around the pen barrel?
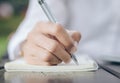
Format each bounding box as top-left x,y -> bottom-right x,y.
39,1 -> 56,23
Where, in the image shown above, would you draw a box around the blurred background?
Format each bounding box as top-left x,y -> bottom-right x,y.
0,0 -> 28,60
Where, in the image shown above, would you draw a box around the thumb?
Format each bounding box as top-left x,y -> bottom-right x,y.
67,30 -> 81,54
67,30 -> 81,43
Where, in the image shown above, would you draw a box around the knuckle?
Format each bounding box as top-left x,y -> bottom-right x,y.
52,24 -> 63,35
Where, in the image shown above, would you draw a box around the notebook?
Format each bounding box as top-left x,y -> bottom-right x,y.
5,54 -> 98,72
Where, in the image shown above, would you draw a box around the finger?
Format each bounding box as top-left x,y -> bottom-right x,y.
29,33 -> 71,63
67,30 -> 81,43
23,42 -> 62,65
34,22 -> 75,53
32,44 -> 62,65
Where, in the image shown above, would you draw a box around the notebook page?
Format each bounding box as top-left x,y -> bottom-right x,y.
5,54 -> 98,72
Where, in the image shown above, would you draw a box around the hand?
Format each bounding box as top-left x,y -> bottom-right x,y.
21,22 -> 81,66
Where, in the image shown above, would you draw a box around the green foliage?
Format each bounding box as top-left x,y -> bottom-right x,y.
0,16 -> 24,36
0,16 -> 24,58
0,36 -> 8,59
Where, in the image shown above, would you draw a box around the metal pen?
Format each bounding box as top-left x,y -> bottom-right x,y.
38,0 -> 79,65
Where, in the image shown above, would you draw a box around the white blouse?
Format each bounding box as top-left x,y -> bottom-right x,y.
8,0 -> 120,61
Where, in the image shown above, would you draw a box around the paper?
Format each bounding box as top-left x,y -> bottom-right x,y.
5,54 -> 98,72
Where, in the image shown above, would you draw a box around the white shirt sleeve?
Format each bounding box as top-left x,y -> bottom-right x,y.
8,0 -> 68,60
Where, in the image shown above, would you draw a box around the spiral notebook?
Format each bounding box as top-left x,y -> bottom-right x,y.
5,54 -> 98,72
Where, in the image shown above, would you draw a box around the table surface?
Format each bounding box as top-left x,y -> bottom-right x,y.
0,60 -> 120,83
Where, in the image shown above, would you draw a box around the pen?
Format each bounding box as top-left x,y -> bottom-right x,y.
38,0 -> 79,65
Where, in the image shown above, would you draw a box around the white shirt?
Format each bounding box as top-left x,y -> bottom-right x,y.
8,0 -> 120,61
